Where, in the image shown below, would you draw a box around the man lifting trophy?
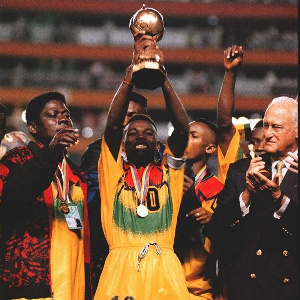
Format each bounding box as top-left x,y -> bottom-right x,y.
129,5 -> 166,90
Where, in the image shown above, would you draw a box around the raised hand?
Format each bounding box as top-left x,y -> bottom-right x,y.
224,45 -> 243,73
132,31 -> 164,65
49,127 -> 79,155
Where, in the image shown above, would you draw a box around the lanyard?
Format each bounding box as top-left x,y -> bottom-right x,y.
55,157 -> 69,204
195,166 -> 208,185
129,163 -> 152,206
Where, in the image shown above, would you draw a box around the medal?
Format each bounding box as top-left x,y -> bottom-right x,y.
136,204 -> 149,218
60,202 -> 70,214
129,164 -> 153,218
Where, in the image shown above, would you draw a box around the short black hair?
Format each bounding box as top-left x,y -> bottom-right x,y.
124,113 -> 157,130
192,118 -> 218,135
128,92 -> 147,109
26,91 -> 66,124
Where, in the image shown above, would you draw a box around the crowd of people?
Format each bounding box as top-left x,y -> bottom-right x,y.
1,2 -> 297,96
0,29 -> 298,300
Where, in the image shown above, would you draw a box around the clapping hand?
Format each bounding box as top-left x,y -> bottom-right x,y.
286,151 -> 298,174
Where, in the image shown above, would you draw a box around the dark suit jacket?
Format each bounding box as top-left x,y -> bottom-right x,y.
204,154 -> 298,300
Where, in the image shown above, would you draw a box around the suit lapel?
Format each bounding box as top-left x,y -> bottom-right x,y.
281,170 -> 298,203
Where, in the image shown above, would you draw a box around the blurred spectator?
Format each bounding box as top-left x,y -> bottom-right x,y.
0,131 -> 30,159
186,68 -> 210,93
0,103 -> 30,159
11,16 -> 29,41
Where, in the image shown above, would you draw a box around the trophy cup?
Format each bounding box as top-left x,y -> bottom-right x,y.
129,5 -> 166,90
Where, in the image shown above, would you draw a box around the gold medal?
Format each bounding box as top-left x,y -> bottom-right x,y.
60,202 -> 70,214
136,204 -> 149,218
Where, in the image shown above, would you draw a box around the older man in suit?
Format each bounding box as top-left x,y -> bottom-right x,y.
204,96 -> 298,300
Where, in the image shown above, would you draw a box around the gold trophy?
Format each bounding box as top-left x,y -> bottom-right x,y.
129,4 -> 166,90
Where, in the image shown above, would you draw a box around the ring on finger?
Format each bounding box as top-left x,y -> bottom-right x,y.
155,54 -> 160,63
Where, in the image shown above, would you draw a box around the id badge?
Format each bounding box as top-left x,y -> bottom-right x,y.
65,205 -> 83,230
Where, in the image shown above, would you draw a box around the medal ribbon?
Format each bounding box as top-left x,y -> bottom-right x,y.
194,166 -> 208,185
129,164 -> 152,206
55,157 -> 69,203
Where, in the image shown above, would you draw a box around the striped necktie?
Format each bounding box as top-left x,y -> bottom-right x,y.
276,160 -> 285,186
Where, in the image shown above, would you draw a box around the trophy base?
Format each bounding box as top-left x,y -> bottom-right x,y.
132,61 -> 166,90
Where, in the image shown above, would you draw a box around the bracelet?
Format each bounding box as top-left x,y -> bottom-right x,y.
122,78 -> 133,87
